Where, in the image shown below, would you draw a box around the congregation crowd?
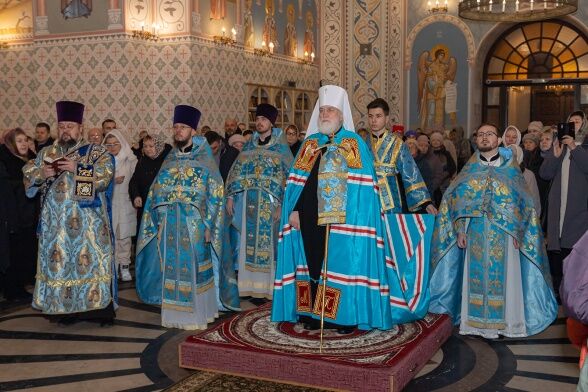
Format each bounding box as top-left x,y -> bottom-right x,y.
1,83 -> 588,384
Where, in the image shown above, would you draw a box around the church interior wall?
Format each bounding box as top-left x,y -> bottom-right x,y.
405,2 -> 588,134
0,0 -> 319,142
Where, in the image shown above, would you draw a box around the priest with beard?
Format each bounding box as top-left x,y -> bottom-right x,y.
271,85 -> 418,333
135,105 -> 240,330
429,123 -> 558,338
23,101 -> 116,325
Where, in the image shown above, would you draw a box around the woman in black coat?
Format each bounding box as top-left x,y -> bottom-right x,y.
129,134 -> 171,230
0,128 -> 38,300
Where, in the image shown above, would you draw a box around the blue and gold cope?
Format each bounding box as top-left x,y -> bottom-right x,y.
225,129 -> 292,283
367,131 -> 431,212
23,141 -> 115,314
135,136 -> 240,313
429,149 -> 558,335
272,129 -> 430,330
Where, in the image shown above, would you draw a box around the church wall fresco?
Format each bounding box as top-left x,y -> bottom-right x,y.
409,21 -> 469,133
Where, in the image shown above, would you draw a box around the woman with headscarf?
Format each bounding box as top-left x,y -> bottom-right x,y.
0,128 -> 38,300
129,134 -> 172,231
103,130 -> 138,282
503,125 -> 522,147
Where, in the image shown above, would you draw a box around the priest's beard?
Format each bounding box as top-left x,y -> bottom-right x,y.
478,146 -> 495,153
318,120 -> 341,135
174,134 -> 191,149
58,138 -> 76,150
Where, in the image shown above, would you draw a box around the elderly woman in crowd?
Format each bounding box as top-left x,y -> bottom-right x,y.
104,130 -> 138,282
430,130 -> 456,206
0,128 -> 38,300
228,133 -> 246,152
129,134 -> 171,231
503,125 -> 522,147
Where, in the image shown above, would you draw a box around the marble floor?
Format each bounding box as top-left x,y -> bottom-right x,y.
0,285 -> 580,392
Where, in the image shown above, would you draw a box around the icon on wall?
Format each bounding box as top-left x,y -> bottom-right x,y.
417,45 -> 458,131
61,0 -> 92,19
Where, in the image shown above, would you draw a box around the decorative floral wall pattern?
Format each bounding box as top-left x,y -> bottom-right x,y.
0,34 -> 319,140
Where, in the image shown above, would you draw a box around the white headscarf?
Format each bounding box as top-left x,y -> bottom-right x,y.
104,129 -> 137,169
305,85 -> 355,138
503,125 -> 521,147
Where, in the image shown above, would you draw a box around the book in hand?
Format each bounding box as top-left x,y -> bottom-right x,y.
43,156 -> 68,172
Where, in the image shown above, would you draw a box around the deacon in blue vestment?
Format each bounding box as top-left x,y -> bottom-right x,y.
366,98 -> 435,214
136,105 -> 240,330
429,123 -> 558,338
23,101 -> 116,324
225,104 -> 293,301
366,98 -> 437,318
271,85 -> 424,333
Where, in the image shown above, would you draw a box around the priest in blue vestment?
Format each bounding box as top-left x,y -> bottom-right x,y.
429,123 -> 558,338
225,104 -> 293,302
136,105 -> 240,330
271,85 -> 426,333
23,100 -> 116,324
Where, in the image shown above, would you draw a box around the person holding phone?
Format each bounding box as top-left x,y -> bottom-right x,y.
540,110 -> 588,302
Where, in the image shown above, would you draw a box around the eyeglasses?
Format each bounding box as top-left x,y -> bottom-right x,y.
478,131 -> 497,139
173,125 -> 191,131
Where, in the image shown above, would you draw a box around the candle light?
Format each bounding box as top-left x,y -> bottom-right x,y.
304,50 -> 308,60
221,27 -> 226,36
231,27 -> 237,40
310,52 -> 315,62
141,21 -> 145,31
269,42 -> 274,53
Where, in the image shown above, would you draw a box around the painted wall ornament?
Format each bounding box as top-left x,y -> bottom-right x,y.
61,0 -> 92,19
417,45 -> 457,131
284,4 -> 296,56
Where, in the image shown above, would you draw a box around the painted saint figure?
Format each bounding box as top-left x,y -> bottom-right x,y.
417,47 -> 457,132
303,11 -> 315,58
262,0 -> 278,48
284,4 -> 297,57
243,0 -> 255,48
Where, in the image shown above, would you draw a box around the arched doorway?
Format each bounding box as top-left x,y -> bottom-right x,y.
483,19 -> 588,130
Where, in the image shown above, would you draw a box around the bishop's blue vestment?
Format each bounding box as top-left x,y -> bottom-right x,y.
271,129 -> 430,330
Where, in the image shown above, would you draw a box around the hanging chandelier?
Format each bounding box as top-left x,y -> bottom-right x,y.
458,0 -> 578,22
